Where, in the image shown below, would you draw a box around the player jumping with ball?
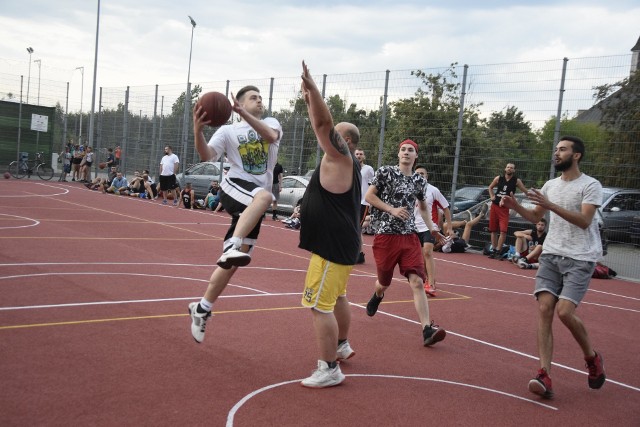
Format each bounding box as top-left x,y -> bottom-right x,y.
188,86 -> 283,343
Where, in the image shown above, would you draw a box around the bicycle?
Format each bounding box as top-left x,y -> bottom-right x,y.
8,152 -> 55,181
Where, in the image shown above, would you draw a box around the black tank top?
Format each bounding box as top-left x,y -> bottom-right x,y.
181,189 -> 192,209
299,155 -> 362,265
493,174 -> 518,205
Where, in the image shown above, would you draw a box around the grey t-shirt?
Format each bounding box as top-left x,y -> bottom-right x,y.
540,173 -> 603,262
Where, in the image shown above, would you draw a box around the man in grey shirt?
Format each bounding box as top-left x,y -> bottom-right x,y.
501,135 -> 605,399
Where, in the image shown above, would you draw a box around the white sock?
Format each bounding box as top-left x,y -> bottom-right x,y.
199,298 -> 213,312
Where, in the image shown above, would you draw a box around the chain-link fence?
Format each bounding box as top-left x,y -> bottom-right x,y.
1,54 -> 639,279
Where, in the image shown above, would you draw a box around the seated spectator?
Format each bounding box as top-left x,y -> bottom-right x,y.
127,171 -> 145,195
435,204 -> 487,253
201,180 -> 220,210
179,182 -> 195,209
106,172 -> 129,195
283,200 -> 302,229
142,170 -> 158,199
513,218 -> 547,269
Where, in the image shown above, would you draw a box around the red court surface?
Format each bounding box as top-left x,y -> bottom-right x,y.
1,179 -> 639,426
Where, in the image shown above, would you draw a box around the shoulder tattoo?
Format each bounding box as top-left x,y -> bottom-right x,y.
329,128 -> 349,156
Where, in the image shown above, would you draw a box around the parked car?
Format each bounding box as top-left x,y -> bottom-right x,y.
450,185 -> 490,214
599,187 -> 640,244
176,161 -> 229,199
276,175 -> 309,214
450,195 -> 608,256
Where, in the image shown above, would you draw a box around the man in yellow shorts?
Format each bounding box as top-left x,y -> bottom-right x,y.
298,61 -> 362,388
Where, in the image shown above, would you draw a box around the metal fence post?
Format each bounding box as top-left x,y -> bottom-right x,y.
122,86 -> 129,174
377,69 -> 390,169
550,57 -> 569,180
449,64 -> 468,207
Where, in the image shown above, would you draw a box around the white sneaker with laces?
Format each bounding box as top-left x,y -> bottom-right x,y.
188,302 -> 211,343
517,257 -> 528,269
216,246 -> 251,269
301,360 -> 345,388
336,341 -> 355,361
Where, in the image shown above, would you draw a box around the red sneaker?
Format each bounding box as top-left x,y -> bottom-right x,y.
585,351 -> 606,389
424,284 -> 437,297
528,368 -> 553,398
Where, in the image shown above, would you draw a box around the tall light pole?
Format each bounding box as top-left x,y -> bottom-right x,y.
34,59 -> 41,105
181,15 -> 196,172
26,47 -> 33,103
76,66 -> 84,144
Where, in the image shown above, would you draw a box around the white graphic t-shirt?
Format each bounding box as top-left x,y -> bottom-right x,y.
208,118 -> 282,189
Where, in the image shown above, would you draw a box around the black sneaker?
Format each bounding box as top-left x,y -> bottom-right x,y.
423,321 -> 446,346
356,252 -> 365,264
366,292 -> 384,317
487,250 -> 497,259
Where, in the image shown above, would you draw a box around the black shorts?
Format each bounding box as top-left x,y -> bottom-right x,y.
85,161 -> 92,167
417,231 -> 437,245
73,158 -> 82,165
159,174 -> 178,191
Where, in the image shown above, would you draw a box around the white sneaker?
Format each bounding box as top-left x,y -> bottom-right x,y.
301,360 -> 345,388
188,302 -> 211,343
216,246 -> 251,269
517,258 -> 528,269
442,236 -> 453,253
336,341 -> 355,361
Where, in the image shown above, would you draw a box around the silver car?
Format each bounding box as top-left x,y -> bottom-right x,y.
276,176 -> 309,214
176,161 -> 229,199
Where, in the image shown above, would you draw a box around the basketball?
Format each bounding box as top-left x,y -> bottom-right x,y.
99,162 -> 107,169
4,172 -> 10,179
196,92 -> 232,127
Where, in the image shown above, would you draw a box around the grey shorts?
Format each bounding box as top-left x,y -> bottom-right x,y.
534,254 -> 596,305
272,183 -> 280,200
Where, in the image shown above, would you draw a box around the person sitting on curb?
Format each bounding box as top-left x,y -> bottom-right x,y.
105,172 -> 129,195
513,218 -> 547,269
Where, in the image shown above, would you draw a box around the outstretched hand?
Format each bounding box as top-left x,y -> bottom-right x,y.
524,188 -> 552,209
300,60 -> 317,104
230,92 -> 244,115
499,192 -> 517,209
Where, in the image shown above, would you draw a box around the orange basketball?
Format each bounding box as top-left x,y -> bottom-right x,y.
99,162 -> 107,169
196,92 -> 232,127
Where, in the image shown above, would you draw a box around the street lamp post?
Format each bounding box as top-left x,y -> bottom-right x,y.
76,66 -> 84,144
181,15 -> 196,172
34,59 -> 41,105
26,47 -> 33,103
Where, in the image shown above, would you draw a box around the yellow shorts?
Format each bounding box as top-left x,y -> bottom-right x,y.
301,254 -> 353,313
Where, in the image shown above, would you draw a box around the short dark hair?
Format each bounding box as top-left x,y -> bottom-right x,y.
415,164 -> 428,172
559,135 -> 585,163
538,217 -> 547,224
236,85 -> 259,101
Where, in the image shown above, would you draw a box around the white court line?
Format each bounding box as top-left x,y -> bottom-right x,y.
349,302 -> 640,394
225,375 -> 557,426
0,213 -> 39,229
0,182 -> 70,197
1,264 -> 638,394
0,292 -> 301,311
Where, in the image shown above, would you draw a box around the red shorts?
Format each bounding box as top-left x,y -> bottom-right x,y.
520,248 -> 539,263
489,204 -> 510,233
372,234 -> 426,287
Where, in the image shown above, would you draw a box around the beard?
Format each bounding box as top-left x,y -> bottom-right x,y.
554,157 -> 573,172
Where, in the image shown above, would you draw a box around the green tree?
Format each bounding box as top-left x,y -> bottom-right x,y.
591,70 -> 640,187
384,64 -> 482,193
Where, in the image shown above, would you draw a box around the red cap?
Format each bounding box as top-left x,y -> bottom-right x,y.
399,139 -> 418,153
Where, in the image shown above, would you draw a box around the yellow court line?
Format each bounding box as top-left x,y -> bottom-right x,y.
0,297 -> 470,331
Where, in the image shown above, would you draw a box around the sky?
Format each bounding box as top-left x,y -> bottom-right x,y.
0,0 -> 638,111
